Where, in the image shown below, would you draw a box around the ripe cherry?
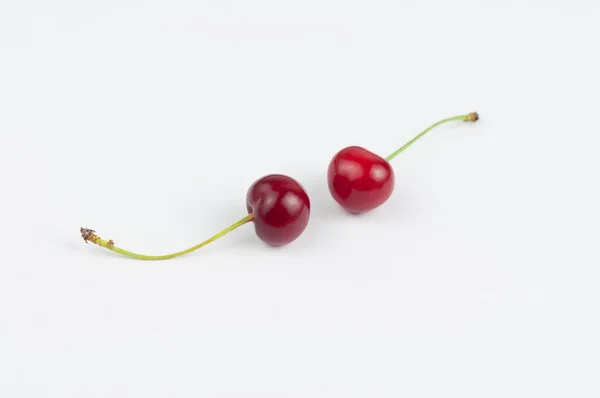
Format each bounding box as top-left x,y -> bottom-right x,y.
328,112 -> 479,214
81,174 -> 310,260
246,174 -> 311,246
328,146 -> 395,214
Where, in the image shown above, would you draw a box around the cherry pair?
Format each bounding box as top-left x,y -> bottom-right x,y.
81,112 -> 479,260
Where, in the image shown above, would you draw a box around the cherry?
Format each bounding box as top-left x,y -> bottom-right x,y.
328,146 -> 395,214
246,174 -> 311,246
81,174 -> 310,260
328,112 -> 479,214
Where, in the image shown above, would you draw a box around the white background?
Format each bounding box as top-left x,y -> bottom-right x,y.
1,0 -> 599,397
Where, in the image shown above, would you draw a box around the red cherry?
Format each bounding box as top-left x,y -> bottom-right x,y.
80,173 -> 310,260
328,146 -> 394,214
327,112 -> 479,214
246,174 -> 311,246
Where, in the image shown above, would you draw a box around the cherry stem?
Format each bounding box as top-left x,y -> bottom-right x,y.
385,112 -> 479,162
80,213 -> 254,261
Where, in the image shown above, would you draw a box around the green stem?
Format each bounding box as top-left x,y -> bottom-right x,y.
80,214 -> 254,261
385,112 -> 479,162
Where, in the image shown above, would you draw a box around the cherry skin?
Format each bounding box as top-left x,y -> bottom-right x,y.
246,174 -> 311,246
328,146 -> 394,214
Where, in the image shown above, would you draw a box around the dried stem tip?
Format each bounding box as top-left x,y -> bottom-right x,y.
80,227 -> 114,248
80,227 -> 99,244
465,112 -> 479,122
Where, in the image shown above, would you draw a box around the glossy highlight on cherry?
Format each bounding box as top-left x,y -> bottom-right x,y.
80,174 -> 310,260
327,112 -> 479,214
